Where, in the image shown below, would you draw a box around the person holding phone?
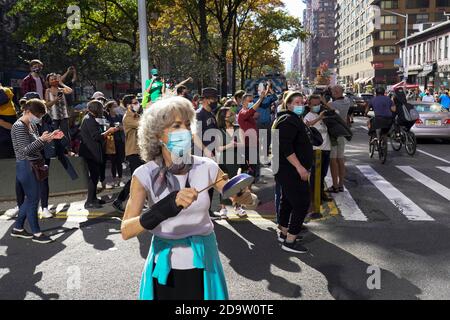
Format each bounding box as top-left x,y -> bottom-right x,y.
45,73 -> 73,150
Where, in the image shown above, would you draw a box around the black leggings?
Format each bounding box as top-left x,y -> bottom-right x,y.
108,154 -> 123,178
117,154 -> 144,202
84,158 -> 101,203
276,167 -> 311,235
153,266 -> 204,300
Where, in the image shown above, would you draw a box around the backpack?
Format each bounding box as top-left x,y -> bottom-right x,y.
0,88 -> 10,106
400,103 -> 420,122
273,113 -> 323,147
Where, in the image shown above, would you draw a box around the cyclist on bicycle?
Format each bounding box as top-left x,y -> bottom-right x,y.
365,87 -> 397,138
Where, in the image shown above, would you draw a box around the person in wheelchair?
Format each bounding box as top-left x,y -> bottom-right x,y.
365,87 -> 397,138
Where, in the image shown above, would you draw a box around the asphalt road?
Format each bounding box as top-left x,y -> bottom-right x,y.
1,117 -> 450,300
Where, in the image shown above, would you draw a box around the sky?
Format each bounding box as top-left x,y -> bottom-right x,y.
281,0 -> 306,72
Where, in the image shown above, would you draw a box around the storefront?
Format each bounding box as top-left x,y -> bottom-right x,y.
417,63 -> 436,90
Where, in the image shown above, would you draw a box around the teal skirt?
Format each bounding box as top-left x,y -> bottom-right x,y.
139,232 -> 228,300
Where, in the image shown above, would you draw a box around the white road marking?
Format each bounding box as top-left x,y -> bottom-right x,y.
325,176 -> 368,221
356,165 -> 434,221
417,150 -> 450,164
437,166 -> 450,175
397,166 -> 450,201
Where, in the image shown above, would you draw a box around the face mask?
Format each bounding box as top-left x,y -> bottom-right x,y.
248,103 -> 254,109
132,103 -> 140,113
163,129 -> 192,158
31,66 -> 42,73
293,105 -> 305,116
50,80 -> 59,87
227,115 -> 236,123
29,114 -> 42,125
311,105 -> 321,113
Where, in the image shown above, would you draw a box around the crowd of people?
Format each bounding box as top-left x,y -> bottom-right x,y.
1,58 -> 362,299
406,87 -> 450,110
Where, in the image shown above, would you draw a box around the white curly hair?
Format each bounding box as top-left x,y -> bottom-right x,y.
138,96 -> 197,162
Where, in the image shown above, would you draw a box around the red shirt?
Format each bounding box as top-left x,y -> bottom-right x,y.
21,74 -> 46,98
238,107 -> 258,147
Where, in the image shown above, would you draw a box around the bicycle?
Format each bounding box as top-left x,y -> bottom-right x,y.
369,128 -> 389,164
389,117 -> 417,156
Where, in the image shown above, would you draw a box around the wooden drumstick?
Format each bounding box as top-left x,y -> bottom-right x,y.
197,174 -> 229,193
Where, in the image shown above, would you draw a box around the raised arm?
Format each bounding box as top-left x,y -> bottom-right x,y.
121,177 -> 147,240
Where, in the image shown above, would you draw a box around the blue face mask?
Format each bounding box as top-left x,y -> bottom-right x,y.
163,129 -> 192,157
311,105 -> 321,113
30,114 -> 42,126
293,105 -> 305,116
248,103 -> 254,109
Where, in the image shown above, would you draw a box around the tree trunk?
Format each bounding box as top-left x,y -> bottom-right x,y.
231,17 -> 237,94
219,39 -> 228,97
198,0 -> 211,87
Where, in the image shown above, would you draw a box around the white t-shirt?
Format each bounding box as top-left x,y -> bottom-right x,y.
422,95 -> 435,102
133,155 -> 219,269
304,112 -> 331,151
32,76 -> 44,99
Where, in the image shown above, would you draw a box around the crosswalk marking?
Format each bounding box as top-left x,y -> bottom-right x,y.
397,166 -> 450,201
356,165 -> 434,221
417,150 -> 450,164
437,166 -> 450,175
325,176 -> 368,221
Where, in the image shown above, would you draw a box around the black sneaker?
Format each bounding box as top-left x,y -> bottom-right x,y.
281,241 -> 308,254
112,200 -> 125,213
278,233 -> 303,243
11,229 -> 33,239
84,202 -> 102,209
96,198 -> 106,205
209,210 -> 221,220
32,234 -> 53,244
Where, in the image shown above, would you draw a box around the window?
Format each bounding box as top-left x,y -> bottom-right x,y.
423,43 -> 427,62
418,44 -> 421,64
413,46 -> 417,65
436,0 -> 450,6
445,36 -> 449,59
376,46 -> 397,55
411,14 -> 429,24
406,0 -> 429,8
378,30 -> 397,40
381,1 -> 398,9
381,15 -> 398,24
439,38 -> 443,60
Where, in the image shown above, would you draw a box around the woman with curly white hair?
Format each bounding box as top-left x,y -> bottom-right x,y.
121,96 -> 252,300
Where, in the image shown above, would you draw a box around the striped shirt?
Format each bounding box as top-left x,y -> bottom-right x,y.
11,120 -> 44,161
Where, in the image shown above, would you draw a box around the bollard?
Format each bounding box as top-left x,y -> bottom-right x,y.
314,149 -> 322,214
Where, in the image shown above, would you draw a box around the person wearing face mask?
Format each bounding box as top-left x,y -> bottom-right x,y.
21,60 -> 46,99
45,73 -> 73,150
215,107 -> 247,219
272,91 -> 313,254
79,100 -> 118,209
112,95 -> 145,212
304,95 -> 333,208
237,88 -> 269,181
10,99 -> 64,243
121,96 -> 253,300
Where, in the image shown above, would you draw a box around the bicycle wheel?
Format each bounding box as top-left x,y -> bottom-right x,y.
390,130 -> 402,151
379,136 -> 388,164
405,131 -> 417,156
369,138 -> 375,158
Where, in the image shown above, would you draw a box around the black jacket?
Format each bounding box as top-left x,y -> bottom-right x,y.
322,110 -> 353,140
79,113 -> 105,164
274,110 -> 313,171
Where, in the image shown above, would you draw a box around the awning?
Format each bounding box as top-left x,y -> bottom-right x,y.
408,70 -> 420,75
392,81 -> 420,90
417,69 -> 433,77
354,78 -> 363,84
365,76 -> 375,83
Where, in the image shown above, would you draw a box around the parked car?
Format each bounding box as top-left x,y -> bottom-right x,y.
409,101 -> 450,140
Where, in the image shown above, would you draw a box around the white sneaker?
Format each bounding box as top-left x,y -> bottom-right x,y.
119,180 -> 126,187
219,208 -> 228,219
3,206 -> 19,219
103,182 -> 113,190
236,207 -> 247,218
97,182 -> 103,190
40,208 -> 53,219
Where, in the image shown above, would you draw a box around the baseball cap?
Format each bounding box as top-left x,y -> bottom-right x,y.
151,68 -> 159,76
91,91 -> 106,100
24,92 -> 41,100
201,87 -> 218,99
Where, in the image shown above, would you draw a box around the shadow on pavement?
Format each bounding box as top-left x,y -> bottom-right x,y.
214,221 -> 303,299
0,221 -> 76,299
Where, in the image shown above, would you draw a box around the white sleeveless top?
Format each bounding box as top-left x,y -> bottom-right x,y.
133,155 -> 219,269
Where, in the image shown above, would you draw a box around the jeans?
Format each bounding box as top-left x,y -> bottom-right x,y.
40,158 -> 51,208
15,160 -> 41,234
310,150 -> 331,196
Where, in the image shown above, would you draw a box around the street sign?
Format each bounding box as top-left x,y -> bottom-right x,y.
394,58 -> 402,67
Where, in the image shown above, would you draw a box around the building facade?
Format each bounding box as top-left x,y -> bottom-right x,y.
335,0 -> 450,92
301,0 -> 336,83
398,20 -> 450,91
291,39 -> 302,73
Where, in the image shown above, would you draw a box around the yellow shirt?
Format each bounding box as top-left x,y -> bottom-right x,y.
0,87 -> 17,116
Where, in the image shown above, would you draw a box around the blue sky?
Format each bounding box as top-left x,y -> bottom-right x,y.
281,0 -> 306,72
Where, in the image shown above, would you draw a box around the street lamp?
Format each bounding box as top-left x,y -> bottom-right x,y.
138,0 -> 149,96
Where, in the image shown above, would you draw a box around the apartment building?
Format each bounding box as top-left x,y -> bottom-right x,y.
335,0 -> 450,91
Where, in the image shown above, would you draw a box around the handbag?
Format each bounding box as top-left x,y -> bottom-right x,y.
105,135 -> 116,155
305,126 -> 324,147
30,159 -> 49,181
